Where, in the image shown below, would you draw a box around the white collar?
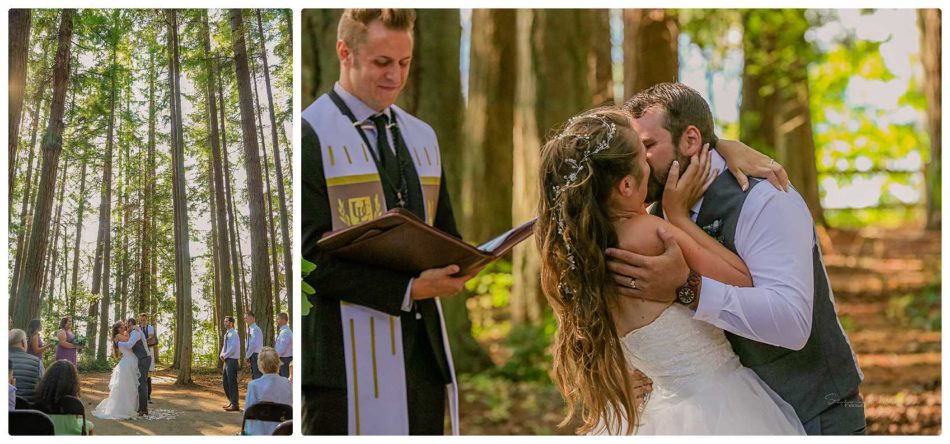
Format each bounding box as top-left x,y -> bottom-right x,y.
691,149 -> 728,217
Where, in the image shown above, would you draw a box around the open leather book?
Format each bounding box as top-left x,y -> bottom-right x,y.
317,208 -> 537,276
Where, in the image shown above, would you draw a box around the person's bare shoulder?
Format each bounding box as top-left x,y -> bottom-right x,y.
614,214 -> 666,257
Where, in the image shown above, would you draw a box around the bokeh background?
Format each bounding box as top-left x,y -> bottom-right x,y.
302,9 -> 941,434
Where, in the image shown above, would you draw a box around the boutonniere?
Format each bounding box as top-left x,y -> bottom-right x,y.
701,219 -> 725,245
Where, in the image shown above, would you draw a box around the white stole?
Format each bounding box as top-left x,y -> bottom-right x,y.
304,94 -> 459,435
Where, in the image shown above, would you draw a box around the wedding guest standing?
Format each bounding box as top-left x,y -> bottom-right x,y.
9,329 -> 44,401
300,9 -> 481,435
275,312 -> 292,378
26,319 -> 49,360
55,317 -> 80,365
220,316 -> 241,411
243,347 -> 293,435
244,312 -> 263,380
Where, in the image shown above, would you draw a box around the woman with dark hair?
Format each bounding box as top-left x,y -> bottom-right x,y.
27,319 -> 49,359
55,317 -> 80,365
93,320 -> 139,420
537,108 -> 804,435
33,360 -> 94,435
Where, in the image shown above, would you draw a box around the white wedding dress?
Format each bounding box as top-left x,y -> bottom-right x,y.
93,343 -> 141,420
602,304 -> 806,435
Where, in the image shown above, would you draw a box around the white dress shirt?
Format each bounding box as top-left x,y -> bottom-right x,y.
243,373 -> 293,435
246,323 -> 264,356
275,325 -> 292,358
220,328 -> 240,360
691,151 -> 816,350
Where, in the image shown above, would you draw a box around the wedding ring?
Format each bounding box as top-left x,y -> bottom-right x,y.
768,158 -> 775,167
628,277 -> 638,290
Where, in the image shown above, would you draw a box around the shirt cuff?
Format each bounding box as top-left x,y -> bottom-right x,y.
693,276 -> 727,324
401,279 -> 414,312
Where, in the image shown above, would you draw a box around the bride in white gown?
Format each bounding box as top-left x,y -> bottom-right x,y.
93,321 -> 140,420
537,108 -> 804,435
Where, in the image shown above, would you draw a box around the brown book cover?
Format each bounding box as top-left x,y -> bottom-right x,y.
317,208 -> 537,276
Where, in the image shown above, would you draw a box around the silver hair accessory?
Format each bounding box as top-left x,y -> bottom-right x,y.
550,114 -> 617,300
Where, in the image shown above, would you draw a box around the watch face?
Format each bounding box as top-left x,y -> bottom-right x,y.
678,287 -> 696,304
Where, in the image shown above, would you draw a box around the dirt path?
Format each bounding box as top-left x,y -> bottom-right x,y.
78,367 -> 251,435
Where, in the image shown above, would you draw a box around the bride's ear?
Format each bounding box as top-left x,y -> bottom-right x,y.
617,175 -> 635,196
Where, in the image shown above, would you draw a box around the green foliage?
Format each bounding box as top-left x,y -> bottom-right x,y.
491,318 -> 555,383
885,281 -> 941,332
301,258 -> 316,316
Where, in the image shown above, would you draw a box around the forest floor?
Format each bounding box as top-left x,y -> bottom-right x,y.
78,367 -> 253,435
459,227 -> 941,435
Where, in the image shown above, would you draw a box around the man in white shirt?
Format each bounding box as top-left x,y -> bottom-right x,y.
220,316 -> 241,411
274,312 -> 292,378
608,83 -> 864,434
244,312 -> 264,380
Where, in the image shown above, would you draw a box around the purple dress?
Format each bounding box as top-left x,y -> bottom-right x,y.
55,330 -> 77,364
28,334 -> 44,360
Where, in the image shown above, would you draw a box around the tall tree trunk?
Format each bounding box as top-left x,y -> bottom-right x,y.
9,9 -> 32,203
219,71 -> 248,358
68,160 -> 88,319
93,42 -> 118,362
247,30 -> 282,329
511,10 -> 592,327
117,89 -> 131,324
461,9 -> 516,245
138,49 -> 157,314
204,10 -> 235,342
166,9 -> 194,384
920,9 -> 941,230
41,159 -> 69,320
9,73 -> 48,314
622,9 -> 678,99
12,9 -> 74,330
740,9 -> 824,225
231,8 -> 275,346
257,10 -> 293,317
590,9 -> 614,106
302,9 -> 342,106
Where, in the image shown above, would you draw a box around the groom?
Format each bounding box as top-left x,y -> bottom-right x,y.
118,317 -> 151,416
608,83 -> 865,434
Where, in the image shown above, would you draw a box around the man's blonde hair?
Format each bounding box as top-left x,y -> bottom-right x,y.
258,346 -> 281,374
338,9 -> 415,52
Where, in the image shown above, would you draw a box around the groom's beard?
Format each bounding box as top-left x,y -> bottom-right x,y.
646,167 -> 667,204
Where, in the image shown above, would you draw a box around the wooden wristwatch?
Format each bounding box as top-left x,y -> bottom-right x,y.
676,270 -> 702,305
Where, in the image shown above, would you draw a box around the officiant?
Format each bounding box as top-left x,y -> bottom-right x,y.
301,8 -> 481,436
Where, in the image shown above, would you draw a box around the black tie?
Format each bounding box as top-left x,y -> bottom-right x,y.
370,113 -> 401,186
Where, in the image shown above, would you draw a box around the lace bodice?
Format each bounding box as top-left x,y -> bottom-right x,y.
621,304 -> 738,396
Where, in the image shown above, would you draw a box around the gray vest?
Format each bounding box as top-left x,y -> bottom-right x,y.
695,172 -> 862,423
10,347 -> 42,400
131,333 -> 149,360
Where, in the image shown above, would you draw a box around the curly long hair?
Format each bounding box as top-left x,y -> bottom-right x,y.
537,107 -> 646,435
33,360 -> 81,411
111,322 -> 124,359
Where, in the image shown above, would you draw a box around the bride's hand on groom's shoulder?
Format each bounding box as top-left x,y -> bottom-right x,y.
662,143 -> 716,223
717,139 -> 790,192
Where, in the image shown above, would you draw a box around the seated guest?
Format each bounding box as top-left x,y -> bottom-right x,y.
33,360 -> 94,435
9,359 -> 16,411
244,347 -> 292,435
9,328 -> 44,400
27,319 -> 49,360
